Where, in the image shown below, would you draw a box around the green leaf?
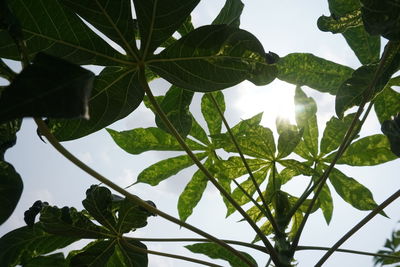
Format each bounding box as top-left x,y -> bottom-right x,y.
318,183 -> 334,224
212,0 -> 244,27
40,206 -> 110,239
60,0 -> 138,56
201,91 -> 225,135
107,127 -> 205,154
278,159 -> 314,176
189,117 -> 210,145
118,239 -> 148,267
155,85 -> 194,138
0,224 -> 76,266
23,253 -> 67,267
82,185 -> 117,232
0,161 -> 23,225
252,220 -> 274,243
361,0 -> 400,41
294,141 -> 314,160
178,159 -> 210,222
138,152 -> 207,186
327,0 -> 380,64
212,156 -> 266,179
381,114 -> 400,157
320,114 -> 358,155
133,0 -> 200,55
49,67 -> 143,141
69,240 -> 116,267
0,119 -> 21,160
276,53 -> 353,94
374,76 -> 400,124
116,198 -> 152,233
149,24 -> 276,92
185,242 -> 258,267
276,117 -> 303,159
329,167 -> 379,211
295,87 -> 319,157
329,134 -> 397,165
0,53 -> 94,124
288,211 -> 303,241
317,10 -> 363,34
0,0 -> 127,65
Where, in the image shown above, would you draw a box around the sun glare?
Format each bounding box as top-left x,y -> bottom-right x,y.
234,81 -> 296,128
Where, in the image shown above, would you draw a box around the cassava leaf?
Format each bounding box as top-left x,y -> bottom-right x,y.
211,156 -> 266,179
382,114 -> 400,157
189,116 -> 210,145
374,76 -> 400,124
137,152 -> 207,186
276,117 -> 303,159
118,239 -> 148,266
149,24 -> 276,92
276,53 -> 353,94
317,10 -> 363,34
201,91 -> 225,136
212,0 -> 244,27
116,198 -> 152,233
69,240 -> 116,267
318,183 -> 334,224
23,253 -> 68,267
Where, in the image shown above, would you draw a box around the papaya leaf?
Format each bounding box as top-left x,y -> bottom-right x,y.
0,224 -> 77,266
185,242 -> 258,267
276,53 -> 353,94
178,159 -> 210,222
361,0 -> 400,41
155,85 -> 194,138
374,76 -> 400,124
328,134 -> 397,165
317,10 -> 363,34
82,185 -> 117,232
0,53 -> 94,124
107,127 -> 206,154
329,167 -> 380,211
49,67 -> 143,141
201,91 -> 225,136
137,153 -> 207,186
382,114 -> 400,157
212,0 -> 244,27
0,0 -> 126,65
149,24 -> 276,92
246,205 -> 265,223
252,220 -> 274,244
288,211 -> 303,241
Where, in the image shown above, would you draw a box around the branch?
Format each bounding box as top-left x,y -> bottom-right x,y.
34,117 -> 254,267
315,189 -> 400,266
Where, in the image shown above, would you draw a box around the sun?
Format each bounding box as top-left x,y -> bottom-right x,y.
233,80 -> 296,128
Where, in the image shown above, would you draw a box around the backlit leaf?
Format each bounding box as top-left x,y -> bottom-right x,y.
318,183 -> 334,224
374,76 -> 400,124
212,0 -> 244,27
252,220 -> 274,243
201,91 -> 225,136
277,53 -> 353,94
137,152 -> 207,186
278,159 -> 314,176
212,156 -> 266,180
189,117 -> 210,145
116,198 -> 152,233
317,10 -> 363,34
276,118 -> 302,158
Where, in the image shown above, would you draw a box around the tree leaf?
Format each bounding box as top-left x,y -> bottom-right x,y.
328,134 -> 397,165
278,159 -> 314,176
374,76 -> 400,124
107,127 -> 205,154
133,0 -> 200,56
276,53 -> 353,94
82,185 -> 117,232
361,0 -> 400,41
0,162 -> 23,226
178,159 -> 210,222
189,116 -> 210,145
0,224 -> 76,266
320,113 -> 358,155
60,0 -> 138,56
288,211 -> 303,241
40,206 -> 110,239
201,91 -> 225,136
327,0 -> 380,64
116,198 -> 153,233
137,152 -> 207,186
0,0 -> 127,65
69,240 -> 116,267
276,117 -> 303,159
212,156 -> 266,179
0,53 -> 94,124
49,67 -> 143,141
149,24 -> 276,92
329,167 -> 380,211
318,183 -> 334,224
252,220 -> 274,243
212,0 -> 244,27
119,239 -> 148,267
295,87 -> 319,157
185,242 -> 258,267
381,114 -> 400,157
155,85 -> 193,138
317,10 -> 363,34
23,253 -> 68,267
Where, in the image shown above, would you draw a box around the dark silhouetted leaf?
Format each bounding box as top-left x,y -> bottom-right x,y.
277,53 -> 353,94
0,224 -> 76,266
116,198 -> 152,233
374,76 -> 400,124
317,10 -> 362,34
212,0 -> 244,27
119,239 -> 148,266
137,152 -> 207,186
201,91 -> 225,136
0,53 -> 94,124
69,240 -> 116,267
149,25 -> 277,92
185,242 -> 258,267
24,200 -> 48,227
0,161 -> 22,225
23,253 -> 67,267
155,85 -> 194,138
382,114 -> 400,157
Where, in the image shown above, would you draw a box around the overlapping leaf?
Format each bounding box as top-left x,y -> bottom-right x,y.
317,10 -> 363,34
374,76 -> 400,124
201,91 -> 225,136
212,0 -> 244,27
381,115 -> 400,157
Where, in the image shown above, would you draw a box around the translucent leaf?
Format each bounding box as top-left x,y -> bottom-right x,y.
212,0 -> 244,27
319,183 -> 334,224
201,91 -> 225,136
252,220 -> 274,244
317,10 -> 362,34
137,153 -> 207,186
278,159 -> 314,176
189,117 -> 210,146
374,76 -> 400,124
211,156 -> 266,180
276,117 -> 303,159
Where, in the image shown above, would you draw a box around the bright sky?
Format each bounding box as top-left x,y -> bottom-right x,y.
2,1 -> 400,266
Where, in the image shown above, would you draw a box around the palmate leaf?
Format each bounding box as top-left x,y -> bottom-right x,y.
212,0 -> 244,27
382,113 -> 400,157
317,10 -> 363,34
212,156 -> 266,180
185,242 -> 258,267
189,116 -> 210,145
276,118 -> 303,159
201,91 -> 225,136
116,198 -> 153,234
0,224 -> 77,266
149,24 -> 277,92
327,0 -> 380,64
23,253 -> 68,267
374,76 -> 400,124
0,0 -> 127,65
276,53 -> 353,94
49,67 -> 143,141
69,240 -> 117,267
137,152 -> 208,186
318,183 -> 334,224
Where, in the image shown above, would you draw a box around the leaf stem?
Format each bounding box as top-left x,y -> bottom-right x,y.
139,69 -> 280,265
207,93 -> 279,233
34,117 -> 254,267
315,189 -> 400,266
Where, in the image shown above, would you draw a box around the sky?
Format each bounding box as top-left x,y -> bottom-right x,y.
1,0 -> 400,266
